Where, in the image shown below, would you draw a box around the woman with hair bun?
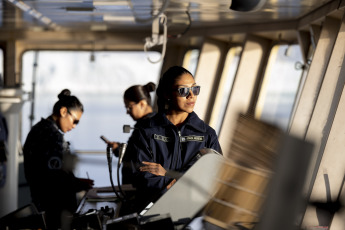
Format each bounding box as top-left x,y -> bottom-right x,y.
23,89 -> 94,229
109,82 -> 157,185
123,82 -> 156,122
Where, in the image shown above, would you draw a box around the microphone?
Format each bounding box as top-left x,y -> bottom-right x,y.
100,135 -> 110,145
123,125 -> 135,133
118,143 -> 127,165
100,136 -> 112,163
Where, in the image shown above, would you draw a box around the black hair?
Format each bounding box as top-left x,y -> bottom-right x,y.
124,82 -> 156,106
156,66 -> 193,113
52,89 -> 84,116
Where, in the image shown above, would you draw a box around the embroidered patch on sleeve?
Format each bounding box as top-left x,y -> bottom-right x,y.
48,156 -> 62,169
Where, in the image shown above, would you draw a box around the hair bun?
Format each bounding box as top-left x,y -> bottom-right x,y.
145,82 -> 156,93
58,89 -> 71,100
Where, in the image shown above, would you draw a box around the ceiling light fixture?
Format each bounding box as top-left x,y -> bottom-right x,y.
90,24 -> 107,31
103,15 -> 135,22
6,0 -> 60,30
93,1 -> 128,6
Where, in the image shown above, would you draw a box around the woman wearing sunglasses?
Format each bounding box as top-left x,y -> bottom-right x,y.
23,89 -> 94,229
128,66 -> 222,212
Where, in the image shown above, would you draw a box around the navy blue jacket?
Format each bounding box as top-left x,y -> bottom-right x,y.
128,111 -> 222,211
121,112 -> 156,184
23,117 -> 89,227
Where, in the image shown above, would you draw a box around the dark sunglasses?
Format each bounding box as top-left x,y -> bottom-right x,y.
125,103 -> 137,113
67,110 -> 80,125
176,86 -> 201,97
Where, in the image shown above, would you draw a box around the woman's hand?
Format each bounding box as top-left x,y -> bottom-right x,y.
167,179 -> 176,189
109,141 -> 119,150
78,178 -> 94,190
140,161 -> 167,176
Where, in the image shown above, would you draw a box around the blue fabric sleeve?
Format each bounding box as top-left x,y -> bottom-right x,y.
130,129 -> 172,190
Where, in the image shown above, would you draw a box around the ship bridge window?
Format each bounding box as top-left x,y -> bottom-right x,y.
255,44 -> 304,131
209,46 -> 242,134
183,49 -> 200,76
21,50 -> 162,187
0,49 -> 3,87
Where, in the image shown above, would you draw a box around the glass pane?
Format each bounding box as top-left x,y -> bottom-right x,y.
255,44 -> 304,130
210,46 -> 242,134
183,49 -> 200,76
21,50 -> 162,186
0,49 -> 3,87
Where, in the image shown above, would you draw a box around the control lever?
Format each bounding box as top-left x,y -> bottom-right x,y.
123,125 -> 135,133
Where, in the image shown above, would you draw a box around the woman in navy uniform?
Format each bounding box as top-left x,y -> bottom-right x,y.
128,66 -> 222,212
23,89 -> 93,229
109,82 -> 156,185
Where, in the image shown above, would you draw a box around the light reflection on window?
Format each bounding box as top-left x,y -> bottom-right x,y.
183,49 -> 200,76
210,46 -> 242,134
21,50 -> 162,151
0,49 -> 3,87
255,44 -> 304,131
21,50 -> 162,188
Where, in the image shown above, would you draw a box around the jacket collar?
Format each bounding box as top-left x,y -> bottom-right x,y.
134,112 -> 156,128
140,112 -> 156,121
45,116 -> 64,134
151,111 -> 206,132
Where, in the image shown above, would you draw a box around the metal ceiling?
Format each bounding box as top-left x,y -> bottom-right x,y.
0,0 -> 337,35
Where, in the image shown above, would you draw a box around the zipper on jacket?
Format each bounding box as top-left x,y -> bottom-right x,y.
148,147 -> 154,160
178,130 -> 183,151
174,129 -> 182,170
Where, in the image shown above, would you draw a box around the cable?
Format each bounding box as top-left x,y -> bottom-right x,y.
116,143 -> 127,200
144,13 -> 167,64
101,136 -> 128,202
106,146 -> 122,200
168,11 -> 192,39
116,163 -> 126,199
